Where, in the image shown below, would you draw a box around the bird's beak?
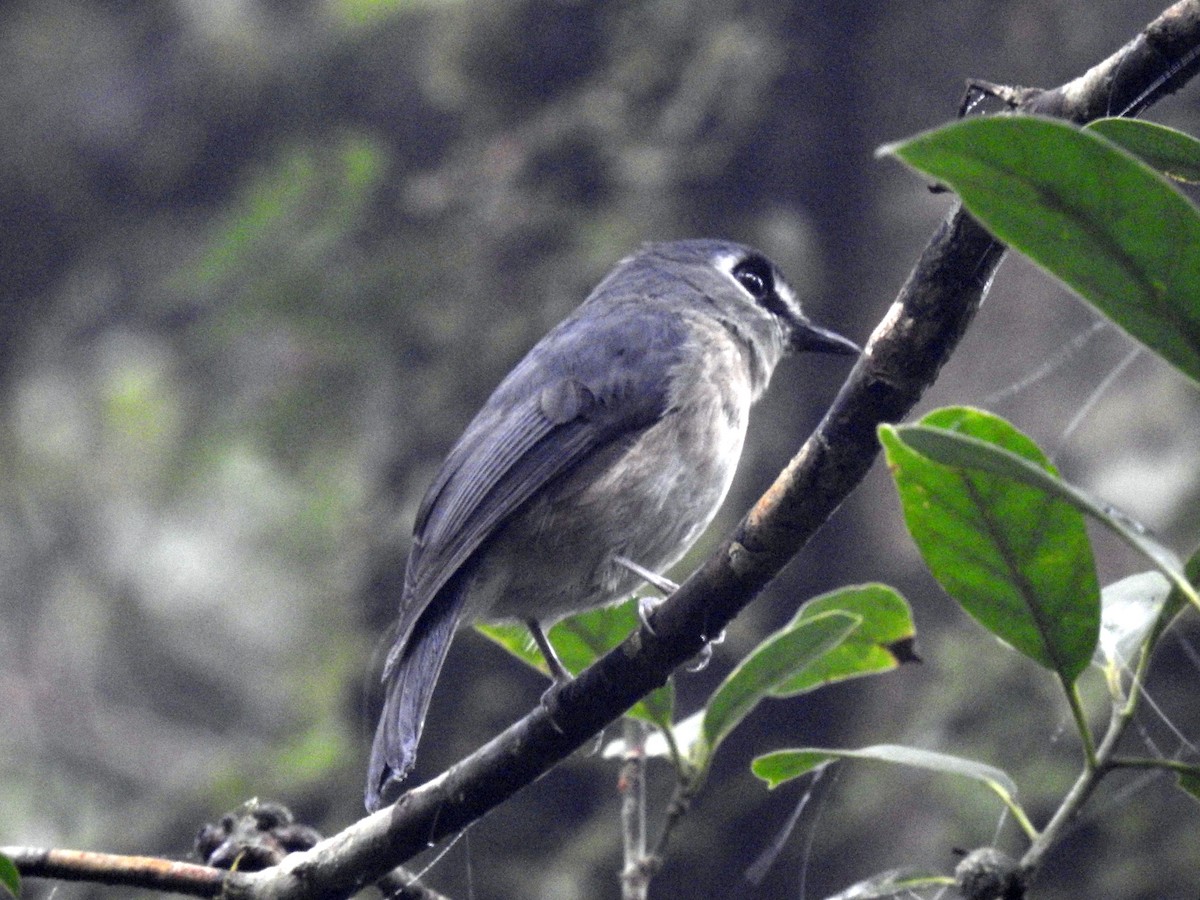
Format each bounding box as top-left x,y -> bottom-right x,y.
790,320 -> 860,356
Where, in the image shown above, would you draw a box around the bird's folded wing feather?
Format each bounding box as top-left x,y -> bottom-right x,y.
386,309 -> 688,671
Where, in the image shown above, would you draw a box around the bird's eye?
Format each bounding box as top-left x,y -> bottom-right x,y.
732,254 -> 794,321
732,256 -> 773,300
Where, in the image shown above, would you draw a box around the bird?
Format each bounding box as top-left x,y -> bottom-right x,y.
366,239 -> 858,811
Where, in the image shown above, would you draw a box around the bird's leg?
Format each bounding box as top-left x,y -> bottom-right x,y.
526,618 -> 570,682
614,555 -> 679,632
615,555 -> 679,596
526,618 -> 571,734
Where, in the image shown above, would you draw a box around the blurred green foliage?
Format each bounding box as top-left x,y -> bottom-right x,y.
2,2 -> 1199,900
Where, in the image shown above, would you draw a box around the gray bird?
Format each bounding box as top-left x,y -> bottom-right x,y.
366,239 -> 857,811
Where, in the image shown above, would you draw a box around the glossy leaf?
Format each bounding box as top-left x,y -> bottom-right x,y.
899,420 -> 1200,617
753,743 -> 1016,797
752,744 -> 1035,838
631,588 -> 915,768
881,407 -> 1100,683
1088,118 -> 1200,183
771,584 -> 918,696
696,611 -> 860,770
882,115 -> 1200,385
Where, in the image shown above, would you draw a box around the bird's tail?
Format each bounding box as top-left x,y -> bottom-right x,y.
365,601 -> 460,812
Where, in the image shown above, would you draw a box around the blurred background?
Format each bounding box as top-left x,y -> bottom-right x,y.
2,1 -> 1200,898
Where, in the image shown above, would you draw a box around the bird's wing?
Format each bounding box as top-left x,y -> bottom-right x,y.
387,306 -> 687,669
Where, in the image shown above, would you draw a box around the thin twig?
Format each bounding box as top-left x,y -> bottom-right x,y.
619,719 -> 652,900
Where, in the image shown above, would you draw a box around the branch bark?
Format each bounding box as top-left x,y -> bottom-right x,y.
0,847 -> 231,897
9,1 -> 1200,897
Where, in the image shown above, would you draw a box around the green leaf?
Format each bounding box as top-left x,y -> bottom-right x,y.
881,115 -> 1200,385
632,679 -> 675,730
771,584 -> 918,696
475,621 -> 542,669
898,418 -> 1200,618
752,744 -> 1035,838
753,743 -> 1015,795
476,598 -> 674,728
880,407 -> 1100,683
696,611 -> 860,771
1087,118 -> 1200,183
0,852 -> 18,900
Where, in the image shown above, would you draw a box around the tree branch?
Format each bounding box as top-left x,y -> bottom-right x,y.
0,847 -> 238,898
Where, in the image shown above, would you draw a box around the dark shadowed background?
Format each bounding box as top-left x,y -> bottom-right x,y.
3,2 -> 1200,898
